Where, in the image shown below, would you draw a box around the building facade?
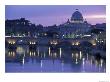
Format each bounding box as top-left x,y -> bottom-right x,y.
59,9 -> 91,39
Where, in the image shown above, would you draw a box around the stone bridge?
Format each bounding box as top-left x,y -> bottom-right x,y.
5,36 -> 96,46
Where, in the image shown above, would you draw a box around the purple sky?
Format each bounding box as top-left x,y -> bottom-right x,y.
5,5 -> 106,26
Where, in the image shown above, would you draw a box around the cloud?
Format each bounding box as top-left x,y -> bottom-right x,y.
84,14 -> 106,19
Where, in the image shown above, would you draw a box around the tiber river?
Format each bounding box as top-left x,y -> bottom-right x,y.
5,45 -> 106,73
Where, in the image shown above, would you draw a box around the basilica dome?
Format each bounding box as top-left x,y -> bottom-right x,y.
71,9 -> 83,22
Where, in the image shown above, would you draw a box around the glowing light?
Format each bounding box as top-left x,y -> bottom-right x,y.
22,57 -> 25,65
48,47 -> 51,56
79,51 -> 82,59
43,51 -> 45,58
84,35 -> 91,37
75,42 -> 80,45
37,47 -> 39,56
72,42 -> 80,46
5,36 -> 11,37
18,34 -> 20,36
72,42 -> 75,45
50,40 -> 58,45
8,51 -> 15,57
12,52 -> 15,57
20,40 -> 23,42
16,47 -> 24,54
23,34 -> 25,36
30,52 -> 32,56
33,42 -> 36,44
13,41 -> 15,44
8,41 -> 11,44
44,33 -> 47,36
76,35 -> 80,36
72,53 -> 74,58
8,52 -> 10,56
83,58 -> 85,61
54,42 -> 57,45
76,53 -> 78,58
24,52 -> 25,57
41,60 -> 43,68
100,59 -> 103,67
8,40 -> 16,44
95,60 -> 98,66
30,41 -> 36,44
75,58 -> 78,64
11,52 -> 12,55
92,43 -> 96,46
100,59 -> 103,63
33,52 -> 35,56
59,48 -> 62,58
82,58 -> 85,65
54,52 -> 57,58
90,60 -> 93,67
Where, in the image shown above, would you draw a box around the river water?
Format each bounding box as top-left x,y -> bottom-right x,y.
5,45 -> 106,73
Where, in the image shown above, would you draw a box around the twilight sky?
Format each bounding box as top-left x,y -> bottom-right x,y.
5,5 -> 106,26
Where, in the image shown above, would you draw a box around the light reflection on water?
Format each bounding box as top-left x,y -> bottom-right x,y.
5,45 -> 106,73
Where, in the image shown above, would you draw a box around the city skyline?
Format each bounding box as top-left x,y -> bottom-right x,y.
5,5 -> 106,26
5,5 -> 106,73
